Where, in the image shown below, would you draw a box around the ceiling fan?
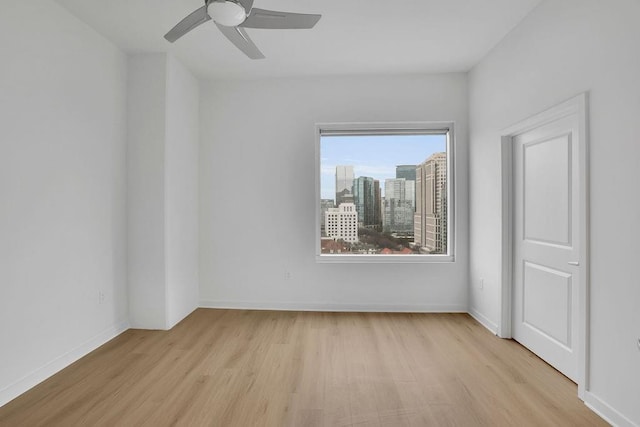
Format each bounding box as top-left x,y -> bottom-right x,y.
164,0 -> 321,59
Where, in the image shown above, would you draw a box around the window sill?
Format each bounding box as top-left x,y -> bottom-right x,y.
316,254 -> 455,264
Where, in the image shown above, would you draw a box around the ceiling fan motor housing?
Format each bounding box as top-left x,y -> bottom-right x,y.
207,0 -> 247,27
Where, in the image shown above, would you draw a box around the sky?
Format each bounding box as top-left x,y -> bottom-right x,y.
320,134 -> 446,200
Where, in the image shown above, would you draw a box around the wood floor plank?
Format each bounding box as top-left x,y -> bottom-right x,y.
0,309 -> 608,426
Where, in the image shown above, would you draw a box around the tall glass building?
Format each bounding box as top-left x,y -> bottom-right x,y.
335,165 -> 354,206
352,177 -> 379,228
383,178 -> 415,234
396,165 -> 417,182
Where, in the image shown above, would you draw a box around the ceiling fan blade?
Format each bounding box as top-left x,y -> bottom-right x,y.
164,6 -> 211,42
237,0 -> 255,14
240,8 -> 321,29
215,23 -> 265,59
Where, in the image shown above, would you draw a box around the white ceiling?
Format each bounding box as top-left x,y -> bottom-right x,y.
55,0 -> 541,80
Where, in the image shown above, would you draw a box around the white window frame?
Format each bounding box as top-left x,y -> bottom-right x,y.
315,122 -> 456,263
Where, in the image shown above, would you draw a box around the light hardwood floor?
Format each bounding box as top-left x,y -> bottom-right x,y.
0,309 -> 607,426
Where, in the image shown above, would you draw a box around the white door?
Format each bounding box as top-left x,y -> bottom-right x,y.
512,111 -> 582,382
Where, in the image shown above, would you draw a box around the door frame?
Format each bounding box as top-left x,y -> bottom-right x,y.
499,93 -> 590,399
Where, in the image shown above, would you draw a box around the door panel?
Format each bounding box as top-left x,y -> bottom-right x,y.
513,114 -> 580,382
523,261 -> 572,348
523,135 -> 572,246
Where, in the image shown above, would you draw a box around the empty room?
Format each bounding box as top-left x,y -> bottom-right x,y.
1,0 -> 638,425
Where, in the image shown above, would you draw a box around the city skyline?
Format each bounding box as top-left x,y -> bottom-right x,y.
320,134 -> 447,200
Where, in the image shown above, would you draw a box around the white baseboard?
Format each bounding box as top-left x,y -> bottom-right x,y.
468,307 -> 499,335
199,300 -> 467,313
167,305 -> 199,330
0,319 -> 130,408
584,391 -> 638,427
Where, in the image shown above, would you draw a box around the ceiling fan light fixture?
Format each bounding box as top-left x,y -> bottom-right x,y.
208,1 -> 247,27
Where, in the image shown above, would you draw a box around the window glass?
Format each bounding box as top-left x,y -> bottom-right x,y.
317,125 -> 453,261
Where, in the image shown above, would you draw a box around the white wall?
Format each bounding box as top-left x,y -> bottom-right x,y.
127,54 -> 168,329
199,74 -> 469,311
0,1 -> 128,406
165,56 -> 200,328
468,0 -> 640,425
127,53 -> 200,330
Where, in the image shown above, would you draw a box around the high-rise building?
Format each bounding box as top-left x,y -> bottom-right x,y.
320,199 -> 335,236
335,165 -> 354,206
396,165 -> 416,213
325,203 -> 359,243
353,177 -> 377,228
396,165 -> 416,182
383,178 -> 415,233
373,179 -> 382,231
414,152 -> 447,253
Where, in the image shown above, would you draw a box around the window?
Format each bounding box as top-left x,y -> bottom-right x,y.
316,122 -> 454,263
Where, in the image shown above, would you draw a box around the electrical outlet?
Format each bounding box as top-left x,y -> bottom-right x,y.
284,271 -> 292,280
479,278 -> 484,290
98,291 -> 105,304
